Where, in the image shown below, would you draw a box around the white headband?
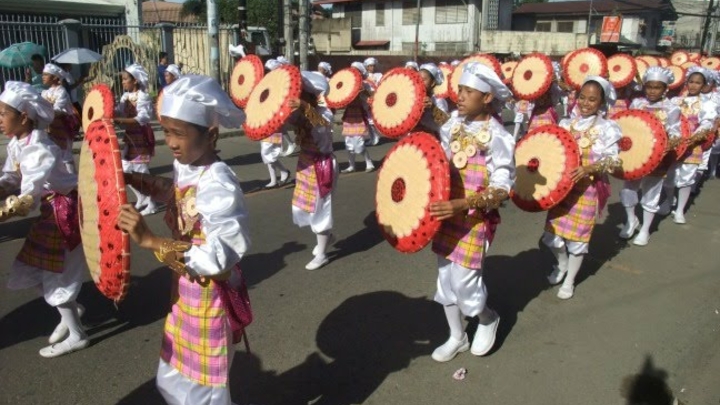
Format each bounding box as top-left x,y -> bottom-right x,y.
405,61 -> 419,71
125,63 -> 149,90
159,75 -> 245,128
459,62 -> 512,101
364,57 -> 377,67
301,71 -> 329,96
43,63 -> 69,82
166,64 -> 182,79
643,66 -> 674,85
0,81 -> 55,130
318,61 -> 332,76
419,63 -> 444,85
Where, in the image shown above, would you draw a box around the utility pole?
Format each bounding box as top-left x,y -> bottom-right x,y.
237,0 -> 248,48
284,0 -> 294,61
299,0 -> 308,70
207,0 -> 220,82
586,0 -> 594,46
701,0 -> 716,54
414,0 -> 421,62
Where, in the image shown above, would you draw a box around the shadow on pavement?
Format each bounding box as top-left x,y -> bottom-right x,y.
620,356 -> 677,405
329,212 -> 385,262
580,201 -> 633,286
0,216 -> 35,243
241,241 -> 308,288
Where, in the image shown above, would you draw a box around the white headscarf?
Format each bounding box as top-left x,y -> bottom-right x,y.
643,66 -> 674,85
405,61 -> 419,71
265,57 -> 289,72
419,63 -> 444,85
363,57 -> 378,67
0,81 -> 55,130
459,62 -> 512,101
43,63 -> 71,83
166,64 -> 182,79
301,71 -> 329,96
351,62 -> 368,78
159,75 -> 245,129
124,63 -> 149,90
583,76 -> 617,112
318,61 -> 332,76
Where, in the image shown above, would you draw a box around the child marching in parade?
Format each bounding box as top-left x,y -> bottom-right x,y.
287,71 -> 338,271
619,67 -> 681,246
416,63 -> 450,136
114,63 -> 158,216
340,62 -> 375,174
41,63 -> 80,173
428,62 -> 516,362
0,82 -> 88,358
544,76 -> 622,300
118,75 -> 251,405
363,57 -> 382,146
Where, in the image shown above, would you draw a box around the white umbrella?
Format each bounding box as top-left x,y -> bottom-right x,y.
52,48 -> 102,64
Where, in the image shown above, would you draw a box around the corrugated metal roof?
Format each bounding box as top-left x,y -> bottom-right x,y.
514,0 -> 674,16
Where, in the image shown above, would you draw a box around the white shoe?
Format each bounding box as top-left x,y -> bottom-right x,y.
313,233 -> 336,256
471,312 -> 499,356
618,216 -> 640,239
39,337 -> 90,358
673,211 -> 686,224
279,170 -> 290,185
632,230 -> 650,246
264,181 -> 277,189
431,334 -> 469,362
305,255 -> 329,271
547,266 -> 567,285
49,304 -> 85,344
557,285 -> 574,300
282,143 -> 296,157
341,167 -> 355,174
140,204 -> 158,216
365,164 -> 375,173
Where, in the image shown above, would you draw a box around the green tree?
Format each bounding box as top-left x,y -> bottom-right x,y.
181,0 -> 279,36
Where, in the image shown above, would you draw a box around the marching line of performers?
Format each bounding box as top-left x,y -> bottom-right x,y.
1,51 -> 719,405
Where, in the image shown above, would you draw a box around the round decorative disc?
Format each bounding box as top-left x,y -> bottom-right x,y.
433,64 -> 453,98
78,120 -> 130,303
375,132 -> 450,253
501,61 -> 518,84
681,61 -> 699,69
326,68 -> 364,109
562,48 -> 608,90
512,124 -> 580,212
671,51 -> 690,66
635,58 -> 649,83
512,53 -> 553,101
667,65 -> 686,90
657,57 -> 670,67
610,109 -> 668,180
82,83 -> 114,134
229,55 -> 264,109
370,67 -> 426,139
608,54 -> 637,89
243,65 -> 302,141
701,56 -> 720,71
637,55 -> 659,67
689,52 -> 702,62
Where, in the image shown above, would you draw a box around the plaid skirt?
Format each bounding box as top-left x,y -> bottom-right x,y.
292,150 -> 318,213
342,106 -> 369,137
545,179 -> 598,243
432,211 -> 498,269
527,107 -> 558,133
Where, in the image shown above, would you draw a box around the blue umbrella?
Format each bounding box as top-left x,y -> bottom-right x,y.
0,42 -> 46,69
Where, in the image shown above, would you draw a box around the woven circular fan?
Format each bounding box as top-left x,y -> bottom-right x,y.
512,124 -> 580,212
636,58 -> 649,83
511,53 -> 553,101
562,50 -> 575,67
658,57 -> 670,67
501,61 -> 518,84
229,55 -> 264,109
243,65 -> 302,141
448,53 -> 502,102
562,48 -> 608,90
370,67 -> 425,138
376,131 -> 450,253
689,52 -> 702,62
701,56 -> 720,70
671,51 -> 690,66
78,120 -> 130,303
667,65 -> 686,90
681,61 -> 699,69
326,67 -> 363,109
433,64 -> 453,98
608,54 -> 637,89
610,110 -> 668,180
82,83 -> 114,134
637,55 -> 659,67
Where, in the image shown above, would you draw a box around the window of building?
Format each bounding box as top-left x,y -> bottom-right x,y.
557,21 -> 575,33
402,42 -> 416,53
376,3 -> 385,26
346,3 -> 362,29
435,0 -> 468,24
435,41 -> 469,53
535,22 -> 551,32
402,1 -> 422,26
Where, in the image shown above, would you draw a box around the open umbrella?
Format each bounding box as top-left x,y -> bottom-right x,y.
0,42 -> 46,69
52,48 -> 102,64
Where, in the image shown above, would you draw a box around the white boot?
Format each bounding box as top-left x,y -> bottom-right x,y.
557,253 -> 584,300
306,232 -> 331,270
49,303 -> 85,344
619,206 -> 640,239
341,152 -> 356,173
432,305 -> 469,362
265,164 -> 278,188
40,302 -> 89,358
674,186 -> 691,224
470,307 -> 499,356
362,150 -> 375,172
547,246 -> 569,285
632,210 -> 655,246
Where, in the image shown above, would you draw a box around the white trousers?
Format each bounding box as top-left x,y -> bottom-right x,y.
541,231 -> 588,255
673,163 -> 698,188
344,135 -> 366,154
434,255 -> 487,317
260,141 -> 282,164
620,176 -> 664,213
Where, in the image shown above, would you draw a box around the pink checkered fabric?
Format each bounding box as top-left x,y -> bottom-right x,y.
528,105 -> 558,133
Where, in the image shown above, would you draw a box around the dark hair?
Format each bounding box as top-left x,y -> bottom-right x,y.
688,71 -> 707,85
31,54 -> 44,63
582,80 -> 606,104
159,52 -> 168,60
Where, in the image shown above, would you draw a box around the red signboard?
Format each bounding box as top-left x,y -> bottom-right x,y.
600,16 -> 622,43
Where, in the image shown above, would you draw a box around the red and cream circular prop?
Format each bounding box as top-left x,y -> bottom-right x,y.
229,55 -> 265,109
448,53 -> 502,102
635,58 -> 649,83
666,65 -> 686,90
326,67 -> 364,109
636,55 -> 659,67
671,51 -> 690,66
376,132 -> 450,253
501,61 -> 518,84
78,120 -> 130,303
610,110 -> 668,181
657,57 -> 670,67
243,65 -> 302,141
512,124 -> 581,212
562,48 -> 608,90
607,54 -> 637,89
688,52 -> 702,62
433,63 -> 453,99
511,53 -> 554,101
701,56 -> 720,71
370,67 -> 425,139
681,61 -> 699,70
82,83 -> 114,134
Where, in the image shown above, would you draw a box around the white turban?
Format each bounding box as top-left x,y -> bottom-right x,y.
405,61 -> 419,71
0,81 -> 55,130
351,62 -> 368,77
43,63 -> 70,83
363,57 -> 378,67
419,63 -> 444,85
265,57 -> 289,72
166,64 -> 182,79
459,62 -> 512,101
125,63 -> 149,90
159,75 -> 245,129
301,71 -> 329,96
643,66 -> 674,85
687,66 -> 713,85
583,76 -> 617,112
318,61 -> 332,76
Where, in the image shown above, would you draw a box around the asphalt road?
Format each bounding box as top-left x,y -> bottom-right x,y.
1,128 -> 719,405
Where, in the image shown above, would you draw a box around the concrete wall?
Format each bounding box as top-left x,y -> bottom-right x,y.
480,30 -> 589,55
311,18 -> 353,53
